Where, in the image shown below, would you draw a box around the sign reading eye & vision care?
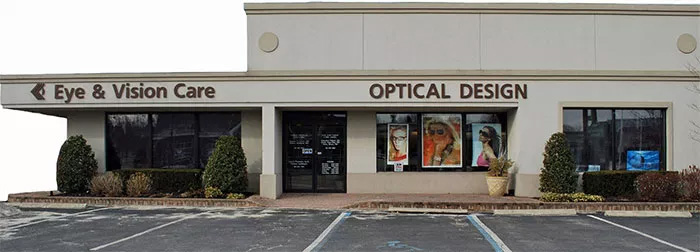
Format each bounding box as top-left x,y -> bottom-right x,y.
368,82 -> 527,100
29,82 -> 216,103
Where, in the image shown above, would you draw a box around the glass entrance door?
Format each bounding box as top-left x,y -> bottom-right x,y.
283,112 -> 346,193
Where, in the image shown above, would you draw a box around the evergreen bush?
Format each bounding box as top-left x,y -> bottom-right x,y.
57,135 -> 98,194
539,132 -> 577,193
114,169 -> 201,193
203,136 -> 248,194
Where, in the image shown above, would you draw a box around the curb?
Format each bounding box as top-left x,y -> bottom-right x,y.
604,210 -> 693,218
387,207 -> 470,214
345,201 -> 700,213
493,209 -> 577,216
8,195 -> 262,208
7,203 -> 88,209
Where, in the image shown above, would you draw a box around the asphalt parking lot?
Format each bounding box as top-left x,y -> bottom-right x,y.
0,206 -> 698,252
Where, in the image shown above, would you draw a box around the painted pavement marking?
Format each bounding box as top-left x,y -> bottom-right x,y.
89,211 -> 208,251
6,207 -> 110,229
587,215 -> 695,252
467,214 -> 512,252
303,211 -> 351,252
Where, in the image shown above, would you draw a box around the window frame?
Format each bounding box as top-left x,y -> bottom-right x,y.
561,105 -> 669,172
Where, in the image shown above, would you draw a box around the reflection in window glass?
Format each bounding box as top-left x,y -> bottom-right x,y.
199,113 -> 242,168
106,114 -> 149,170
615,110 -> 664,171
563,108 -> 665,171
152,113 -> 196,168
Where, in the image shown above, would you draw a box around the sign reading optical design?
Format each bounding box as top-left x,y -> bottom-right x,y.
387,124 -> 409,165
422,114 -> 462,168
369,82 -> 527,100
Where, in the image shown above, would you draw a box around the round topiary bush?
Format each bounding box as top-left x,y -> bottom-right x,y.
57,135 -> 98,194
203,136 -> 248,194
539,132 -> 578,194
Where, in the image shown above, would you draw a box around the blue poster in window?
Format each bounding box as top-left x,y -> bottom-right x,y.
627,151 -> 659,171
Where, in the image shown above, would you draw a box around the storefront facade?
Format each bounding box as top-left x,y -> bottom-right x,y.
2,3 -> 700,199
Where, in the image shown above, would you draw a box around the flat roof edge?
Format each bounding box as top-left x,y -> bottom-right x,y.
243,2 -> 700,15
1,70 -> 698,83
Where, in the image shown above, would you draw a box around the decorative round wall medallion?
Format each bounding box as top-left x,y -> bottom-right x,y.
677,33 -> 697,54
258,32 -> 279,53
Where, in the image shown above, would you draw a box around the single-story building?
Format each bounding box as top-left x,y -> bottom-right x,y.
2,2 -> 699,199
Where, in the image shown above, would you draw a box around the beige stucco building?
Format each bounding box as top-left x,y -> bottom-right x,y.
2,2 -> 700,199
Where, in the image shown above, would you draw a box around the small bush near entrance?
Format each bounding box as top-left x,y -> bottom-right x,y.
681,165 -> 700,201
635,172 -> 682,202
90,172 -> 123,197
126,172 -> 152,197
203,136 -> 248,194
540,192 -> 604,202
57,135 -> 98,194
114,169 -> 202,194
539,132 -> 577,193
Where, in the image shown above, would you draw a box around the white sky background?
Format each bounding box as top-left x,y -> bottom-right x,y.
1,0 -> 699,201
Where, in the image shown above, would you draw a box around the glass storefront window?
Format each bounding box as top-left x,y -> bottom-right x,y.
376,112 -> 507,172
106,114 -> 150,170
106,112 -> 241,170
563,108 -> 665,171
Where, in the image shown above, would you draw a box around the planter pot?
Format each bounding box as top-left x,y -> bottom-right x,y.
486,176 -> 509,197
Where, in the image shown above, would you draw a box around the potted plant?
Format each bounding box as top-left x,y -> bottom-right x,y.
486,156 -> 514,197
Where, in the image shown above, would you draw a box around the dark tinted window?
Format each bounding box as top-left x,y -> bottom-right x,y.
106,114 -> 150,170
563,108 -> 665,171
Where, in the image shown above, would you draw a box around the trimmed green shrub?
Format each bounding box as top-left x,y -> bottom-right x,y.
90,172 -> 123,197
57,135 -> 98,194
539,132 -> 577,193
540,192 -> 604,202
126,172 -> 152,197
203,136 -> 248,194
205,187 -> 223,199
114,169 -> 202,194
583,171 -> 678,198
636,172 -> 682,202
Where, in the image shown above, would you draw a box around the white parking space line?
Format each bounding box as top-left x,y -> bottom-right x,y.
7,207 -> 110,229
303,211 -> 351,252
587,215 -> 695,252
467,214 -> 512,252
90,211 -> 208,251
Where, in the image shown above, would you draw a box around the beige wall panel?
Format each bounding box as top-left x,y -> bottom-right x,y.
247,14 -> 363,70
67,112 -> 105,173
514,173 -> 540,197
242,110 -> 262,193
347,111 -> 377,174
481,14 -> 595,70
363,14 -> 480,70
347,172 -> 488,194
595,16 -> 699,71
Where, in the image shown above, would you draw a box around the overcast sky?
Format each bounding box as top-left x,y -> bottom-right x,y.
1,0 -> 698,201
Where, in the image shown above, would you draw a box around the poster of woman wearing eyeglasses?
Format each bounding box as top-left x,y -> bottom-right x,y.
387,124 -> 409,165
472,123 -> 502,168
422,114 -> 462,168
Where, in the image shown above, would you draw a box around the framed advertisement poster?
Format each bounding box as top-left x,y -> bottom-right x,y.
471,123 -> 502,167
387,124 -> 409,165
627,150 -> 660,171
422,114 -> 462,168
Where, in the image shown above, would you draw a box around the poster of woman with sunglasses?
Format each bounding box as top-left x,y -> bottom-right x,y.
472,123 -> 502,168
422,114 -> 462,168
387,124 -> 409,165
